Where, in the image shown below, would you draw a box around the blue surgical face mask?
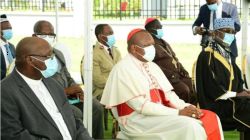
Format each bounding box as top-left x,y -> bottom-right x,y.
2,29 -> 13,40
223,33 -> 235,46
32,56 -> 58,78
207,3 -> 218,11
137,45 -> 156,62
153,29 -> 164,39
103,35 -> 116,48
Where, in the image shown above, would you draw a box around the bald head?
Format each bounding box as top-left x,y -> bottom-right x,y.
33,20 -> 54,34
15,37 -> 51,68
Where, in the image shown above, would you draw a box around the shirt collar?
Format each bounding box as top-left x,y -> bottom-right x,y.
0,38 -> 8,46
16,69 -> 42,86
98,41 -> 109,50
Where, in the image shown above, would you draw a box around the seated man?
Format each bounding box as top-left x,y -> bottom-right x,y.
1,37 -> 93,140
196,18 -> 250,139
101,28 -> 224,140
92,24 -> 121,100
1,14 -> 15,80
32,20 -> 104,139
145,18 -> 196,105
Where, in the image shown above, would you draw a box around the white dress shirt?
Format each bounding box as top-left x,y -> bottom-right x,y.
209,2 -> 223,30
17,70 -> 72,140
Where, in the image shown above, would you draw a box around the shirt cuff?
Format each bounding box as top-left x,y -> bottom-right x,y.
218,91 -> 237,100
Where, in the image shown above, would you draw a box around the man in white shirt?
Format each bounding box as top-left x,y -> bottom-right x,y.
101,28 -> 224,140
1,37 -> 93,140
0,14 -> 15,80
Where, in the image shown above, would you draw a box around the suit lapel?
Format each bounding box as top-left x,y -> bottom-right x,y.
13,70 -> 60,131
1,49 -> 7,74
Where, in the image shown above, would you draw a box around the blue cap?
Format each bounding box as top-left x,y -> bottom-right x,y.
214,18 -> 235,30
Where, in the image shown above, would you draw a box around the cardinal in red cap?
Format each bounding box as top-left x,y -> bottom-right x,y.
145,17 -> 197,105
100,28 -> 223,140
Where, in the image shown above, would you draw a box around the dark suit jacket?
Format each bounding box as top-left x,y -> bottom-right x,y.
192,2 -> 241,58
1,70 -> 93,140
1,42 -> 15,80
153,37 -> 190,84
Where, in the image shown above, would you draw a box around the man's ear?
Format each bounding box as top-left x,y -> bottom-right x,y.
130,44 -> 137,53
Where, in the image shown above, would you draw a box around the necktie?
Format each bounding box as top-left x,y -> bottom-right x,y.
4,44 -> 14,64
107,48 -> 113,59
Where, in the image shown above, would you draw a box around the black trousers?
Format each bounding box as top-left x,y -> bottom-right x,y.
72,98 -> 104,139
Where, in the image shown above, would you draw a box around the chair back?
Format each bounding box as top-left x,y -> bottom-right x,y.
242,54 -> 250,89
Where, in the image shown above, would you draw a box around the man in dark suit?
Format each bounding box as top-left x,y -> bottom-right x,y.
145,18 -> 197,105
32,20 -> 104,139
192,0 -> 240,62
0,14 -> 15,80
1,37 -> 93,140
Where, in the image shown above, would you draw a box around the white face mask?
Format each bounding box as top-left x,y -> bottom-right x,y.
37,35 -> 55,47
137,45 -> 156,62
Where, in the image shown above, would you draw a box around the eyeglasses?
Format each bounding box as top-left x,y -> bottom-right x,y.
29,53 -> 55,61
36,33 -> 56,39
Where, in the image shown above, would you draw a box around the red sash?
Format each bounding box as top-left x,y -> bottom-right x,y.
117,89 -> 169,116
200,110 -> 221,140
116,89 -> 221,140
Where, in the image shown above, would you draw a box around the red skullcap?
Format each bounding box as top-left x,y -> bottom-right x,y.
145,17 -> 157,26
127,28 -> 143,41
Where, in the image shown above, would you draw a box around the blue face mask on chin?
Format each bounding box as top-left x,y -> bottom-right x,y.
153,29 -> 164,39
2,29 -> 13,40
207,3 -> 218,11
223,33 -> 235,46
104,35 -> 116,48
32,56 -> 58,78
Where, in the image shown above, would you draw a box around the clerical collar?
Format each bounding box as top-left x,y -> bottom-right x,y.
16,69 -> 42,85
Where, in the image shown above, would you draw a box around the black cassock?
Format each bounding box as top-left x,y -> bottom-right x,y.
196,46 -> 250,131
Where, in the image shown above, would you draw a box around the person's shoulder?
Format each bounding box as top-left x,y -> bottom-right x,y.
223,2 -> 237,8
53,48 -> 63,55
112,55 -> 130,69
1,71 -> 19,92
200,4 -> 208,10
113,46 -> 121,54
8,42 -> 15,48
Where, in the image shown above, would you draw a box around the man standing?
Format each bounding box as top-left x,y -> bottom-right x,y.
192,0 -> 240,62
32,20 -> 104,139
91,24 -> 121,100
0,14 -> 15,80
101,28 -> 223,140
196,18 -> 250,140
1,37 -> 93,140
145,18 -> 196,105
